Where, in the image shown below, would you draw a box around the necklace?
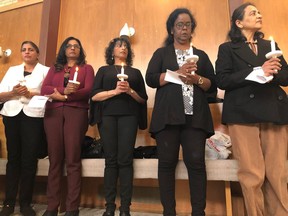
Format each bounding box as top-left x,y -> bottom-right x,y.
114,65 -> 126,74
114,65 -> 120,74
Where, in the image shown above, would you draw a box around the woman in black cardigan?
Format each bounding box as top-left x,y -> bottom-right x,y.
216,3 -> 288,216
146,8 -> 217,216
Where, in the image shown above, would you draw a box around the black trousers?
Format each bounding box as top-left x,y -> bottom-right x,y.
99,115 -> 138,212
2,110 -> 45,207
155,123 -> 207,216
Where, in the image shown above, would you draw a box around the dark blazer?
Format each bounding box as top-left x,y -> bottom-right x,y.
146,44 -> 217,138
216,38 -> 288,124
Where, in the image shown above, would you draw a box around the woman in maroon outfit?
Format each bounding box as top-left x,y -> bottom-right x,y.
41,36 -> 94,216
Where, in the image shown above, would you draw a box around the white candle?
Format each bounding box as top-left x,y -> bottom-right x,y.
121,63 -> 124,74
189,42 -> 193,55
73,67 -> 78,82
269,36 -> 276,52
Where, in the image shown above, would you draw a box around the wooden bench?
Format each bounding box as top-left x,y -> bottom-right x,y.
0,158 -> 287,216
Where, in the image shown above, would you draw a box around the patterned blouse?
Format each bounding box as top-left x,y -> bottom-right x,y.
175,48 -> 193,115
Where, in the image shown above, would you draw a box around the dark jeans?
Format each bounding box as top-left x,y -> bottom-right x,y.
99,115 -> 138,212
155,123 -> 207,216
3,111 -> 45,207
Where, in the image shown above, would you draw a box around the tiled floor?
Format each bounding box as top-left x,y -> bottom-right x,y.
2,204 -> 163,216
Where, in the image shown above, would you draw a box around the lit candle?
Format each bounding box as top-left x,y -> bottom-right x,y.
189,42 -> 193,55
121,63 -> 124,74
73,67 -> 78,82
269,36 -> 276,52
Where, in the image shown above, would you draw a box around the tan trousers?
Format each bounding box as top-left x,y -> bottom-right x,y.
228,123 -> 288,216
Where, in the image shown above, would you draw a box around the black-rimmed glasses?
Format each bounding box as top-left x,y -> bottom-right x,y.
175,22 -> 192,30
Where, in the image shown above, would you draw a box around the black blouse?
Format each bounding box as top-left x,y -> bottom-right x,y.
90,65 -> 148,129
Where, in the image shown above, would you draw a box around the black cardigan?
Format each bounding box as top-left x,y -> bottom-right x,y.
146,44 -> 217,138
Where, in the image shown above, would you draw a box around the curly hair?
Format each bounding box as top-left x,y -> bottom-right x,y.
164,8 -> 197,46
228,2 -> 264,43
54,36 -> 86,71
105,37 -> 134,66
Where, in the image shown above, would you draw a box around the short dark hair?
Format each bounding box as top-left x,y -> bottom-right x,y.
228,2 -> 264,43
21,41 -> 39,53
54,36 -> 86,71
164,8 -> 197,46
105,37 -> 134,66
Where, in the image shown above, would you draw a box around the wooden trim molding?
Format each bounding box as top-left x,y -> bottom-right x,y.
38,0 -> 61,66
0,0 -> 43,13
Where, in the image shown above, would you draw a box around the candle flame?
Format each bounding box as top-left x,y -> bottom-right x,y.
76,66 -> 79,72
190,42 -> 193,47
269,36 -> 274,41
121,63 -> 124,67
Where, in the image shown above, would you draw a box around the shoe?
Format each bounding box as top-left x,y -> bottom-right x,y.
42,210 -> 58,216
102,211 -> 115,216
119,212 -> 131,216
64,210 -> 79,216
20,205 -> 36,216
0,205 -> 14,216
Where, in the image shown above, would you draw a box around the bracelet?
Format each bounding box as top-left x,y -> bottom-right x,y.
197,76 -> 204,85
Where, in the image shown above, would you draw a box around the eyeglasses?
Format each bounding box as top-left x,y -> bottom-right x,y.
66,44 -> 81,49
175,22 -> 192,30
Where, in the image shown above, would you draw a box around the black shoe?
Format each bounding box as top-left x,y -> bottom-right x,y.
64,210 -> 79,216
20,205 -> 36,216
119,212 -> 131,216
42,210 -> 58,216
103,211 -> 115,216
0,205 -> 14,216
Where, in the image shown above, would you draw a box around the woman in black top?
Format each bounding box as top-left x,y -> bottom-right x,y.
146,8 -> 216,216
90,37 -> 147,216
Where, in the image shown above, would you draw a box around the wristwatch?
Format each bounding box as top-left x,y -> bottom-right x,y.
130,89 -> 134,94
197,76 -> 204,85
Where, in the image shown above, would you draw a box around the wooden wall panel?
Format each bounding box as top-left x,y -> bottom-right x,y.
0,3 -> 43,81
58,0 -> 230,108
245,0 -> 288,58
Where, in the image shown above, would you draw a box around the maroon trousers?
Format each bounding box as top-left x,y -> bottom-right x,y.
44,106 -> 88,211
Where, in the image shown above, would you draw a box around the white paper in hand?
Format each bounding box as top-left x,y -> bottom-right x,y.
245,68 -> 273,84
28,96 -> 49,108
164,69 -> 184,85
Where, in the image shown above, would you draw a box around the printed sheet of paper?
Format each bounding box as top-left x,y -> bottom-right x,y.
245,70 -> 273,84
164,69 -> 184,85
28,96 -> 49,108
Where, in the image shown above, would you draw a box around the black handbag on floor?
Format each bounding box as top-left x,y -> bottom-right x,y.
81,136 -> 104,158
133,146 -> 158,158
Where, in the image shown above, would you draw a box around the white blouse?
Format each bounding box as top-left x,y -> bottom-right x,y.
0,63 -> 49,117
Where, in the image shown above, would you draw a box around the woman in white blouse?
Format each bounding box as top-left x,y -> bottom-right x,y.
0,41 -> 49,216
